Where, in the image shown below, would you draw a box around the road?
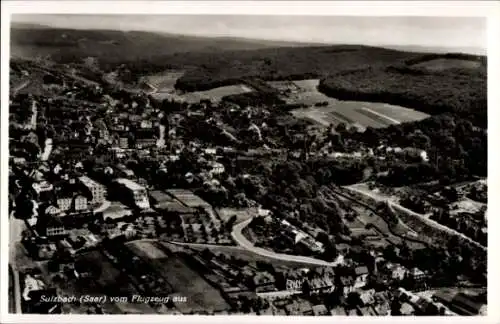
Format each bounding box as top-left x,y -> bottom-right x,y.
9,213 -> 25,314
230,218 -> 343,267
346,186 -> 486,251
12,80 -> 30,96
93,199 -> 111,213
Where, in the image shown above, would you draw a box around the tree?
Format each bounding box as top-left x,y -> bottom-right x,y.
346,291 -> 362,309
301,280 -> 311,297
335,123 -> 347,134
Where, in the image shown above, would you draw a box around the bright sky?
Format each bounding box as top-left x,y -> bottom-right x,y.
12,15 -> 487,51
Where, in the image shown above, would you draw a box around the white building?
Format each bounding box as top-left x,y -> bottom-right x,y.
209,162 -> 225,175
115,178 -> 150,209
79,176 -> 106,205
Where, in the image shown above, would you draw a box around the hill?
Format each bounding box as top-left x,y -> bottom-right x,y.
10,24 -> 319,62
10,26 -> 487,127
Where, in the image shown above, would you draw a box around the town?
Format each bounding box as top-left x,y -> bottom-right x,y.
7,17 -> 487,317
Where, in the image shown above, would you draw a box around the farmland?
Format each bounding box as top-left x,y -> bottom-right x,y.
142,71 -> 185,93
126,240 -> 230,313
151,83 -> 253,104
272,79 -> 429,130
162,241 -> 318,268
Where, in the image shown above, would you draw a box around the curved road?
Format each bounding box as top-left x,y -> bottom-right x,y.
230,218 -> 343,267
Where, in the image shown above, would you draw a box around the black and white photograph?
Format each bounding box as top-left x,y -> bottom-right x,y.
1,1 -> 498,322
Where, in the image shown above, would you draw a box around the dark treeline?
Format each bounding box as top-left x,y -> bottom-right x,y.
347,113 -> 487,186
319,65 -> 486,127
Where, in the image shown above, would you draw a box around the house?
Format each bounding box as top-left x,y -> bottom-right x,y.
357,306 -> 373,316
209,161 -> 225,175
119,137 -> 129,149
284,300 -> 313,316
400,302 -> 415,315
79,176 -> 106,205
359,289 -> 376,306
391,264 -> 407,281
354,266 -> 369,288
32,181 -> 54,194
347,309 -> 358,316
140,119 -> 153,129
74,195 -> 88,211
340,276 -> 355,296
330,307 -> 347,316
409,267 -> 427,291
312,304 -> 329,316
204,148 -> 217,156
309,276 -> 335,293
38,215 -> 67,237
253,271 -> 276,292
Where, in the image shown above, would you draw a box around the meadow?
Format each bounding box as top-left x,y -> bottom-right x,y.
271,79 -> 430,130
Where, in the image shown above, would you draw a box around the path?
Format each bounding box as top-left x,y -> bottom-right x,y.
93,200 -> 111,213
346,186 -> 486,251
230,218 -> 343,267
12,80 -> 30,96
9,213 -> 25,314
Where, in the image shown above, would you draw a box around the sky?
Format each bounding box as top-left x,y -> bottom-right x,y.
12,15 -> 487,52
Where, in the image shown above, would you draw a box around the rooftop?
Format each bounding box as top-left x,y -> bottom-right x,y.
116,178 -> 145,191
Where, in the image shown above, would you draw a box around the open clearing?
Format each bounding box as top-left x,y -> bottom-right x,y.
162,241 -> 314,268
412,58 -> 481,71
142,71 -> 185,93
127,240 -> 169,259
270,79 -> 429,129
152,83 -> 253,103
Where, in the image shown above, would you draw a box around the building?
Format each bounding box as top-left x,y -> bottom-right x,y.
119,137 -> 129,149
340,276 -> 355,296
74,195 -> 88,211
330,307 -> 347,316
56,197 -> 73,212
115,178 -> 150,209
209,161 -> 225,175
284,300 -> 313,316
32,181 -> 54,194
409,267 -> 427,291
140,120 -> 153,129
252,272 -> 276,292
136,138 -> 157,148
354,266 -> 369,288
79,176 -> 106,205
36,214 -> 67,238
312,304 -> 329,316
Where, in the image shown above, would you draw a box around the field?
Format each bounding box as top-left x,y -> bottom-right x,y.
142,71 -> 185,93
152,83 -> 253,104
412,58 -> 482,71
161,242 -> 314,269
270,79 -> 429,130
166,189 -> 211,208
127,240 -> 230,313
126,240 -> 169,259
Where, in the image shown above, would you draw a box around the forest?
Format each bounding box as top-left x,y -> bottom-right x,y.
319,65 -> 486,127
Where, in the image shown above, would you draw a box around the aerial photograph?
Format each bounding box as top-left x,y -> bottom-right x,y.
7,13 -> 487,316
